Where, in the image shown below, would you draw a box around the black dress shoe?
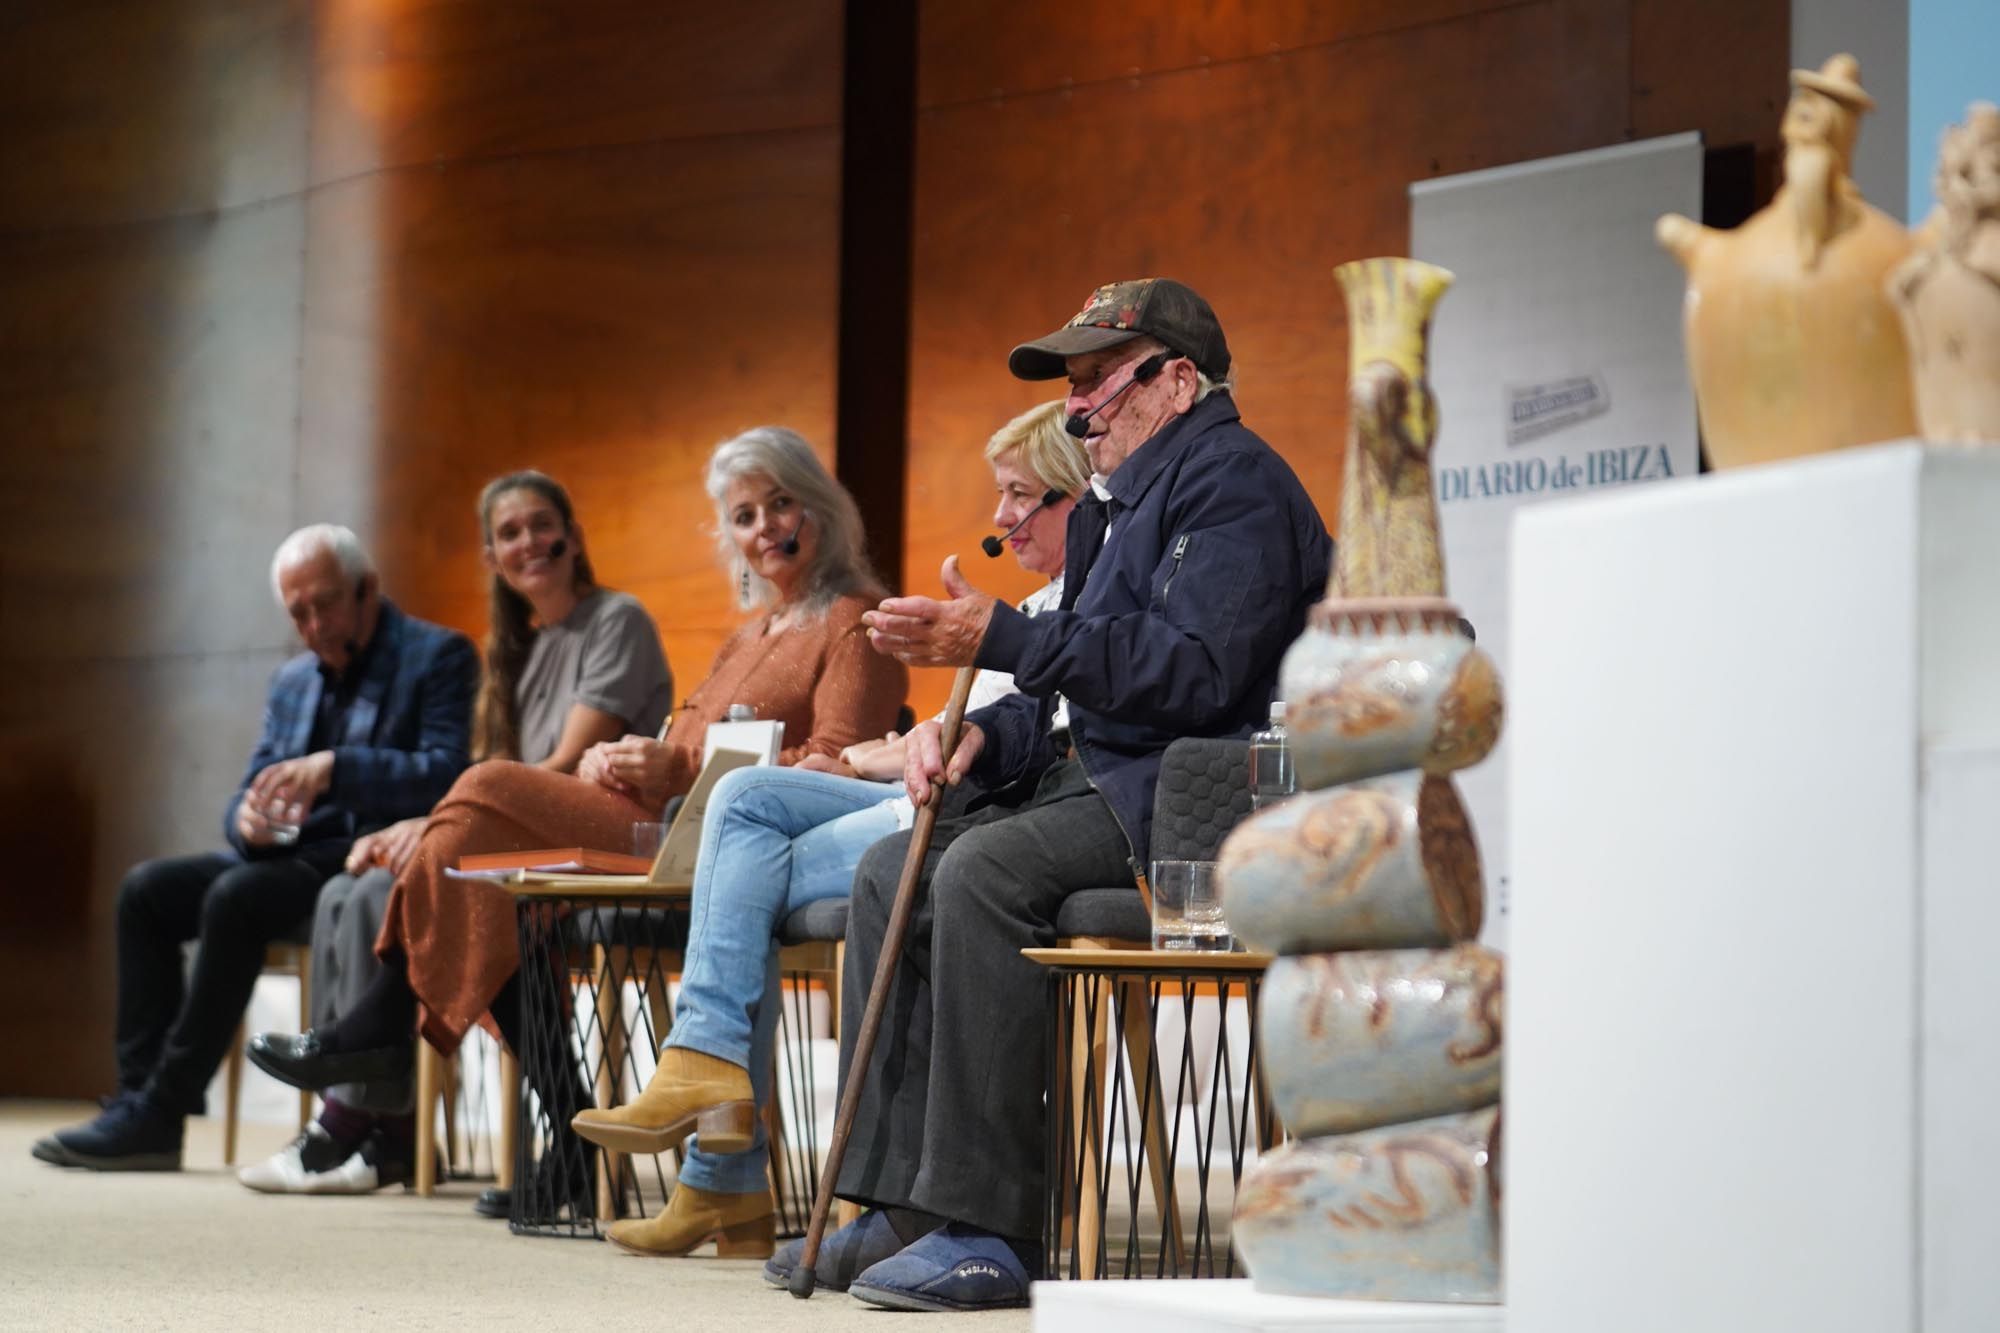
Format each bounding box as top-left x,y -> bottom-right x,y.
247,1029 -> 412,1092
473,1186 -> 512,1219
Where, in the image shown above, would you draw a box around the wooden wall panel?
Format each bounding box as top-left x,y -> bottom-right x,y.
0,0 -> 310,228
0,204 -> 310,662
352,128 -> 842,679
917,0 -> 1506,104
309,0 -> 840,184
1631,0 -> 1787,148
901,0 -> 1786,716
0,1 -> 317,1097
304,0 -> 844,700
0,657 -> 279,1093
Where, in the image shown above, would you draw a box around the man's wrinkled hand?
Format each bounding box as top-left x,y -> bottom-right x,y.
247,750 -> 335,819
864,557 -> 996,668
901,719 -> 984,807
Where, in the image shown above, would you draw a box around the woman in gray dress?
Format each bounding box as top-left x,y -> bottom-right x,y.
239,470 -> 672,1195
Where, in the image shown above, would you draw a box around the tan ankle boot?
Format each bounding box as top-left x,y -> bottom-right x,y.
605,1182 -> 776,1258
570,1047 -> 755,1155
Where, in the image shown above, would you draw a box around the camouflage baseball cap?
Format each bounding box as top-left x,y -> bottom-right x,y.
1008,277 -> 1231,382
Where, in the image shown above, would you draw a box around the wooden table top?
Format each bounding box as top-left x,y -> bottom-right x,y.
1021,946 -> 1272,972
498,874 -> 692,900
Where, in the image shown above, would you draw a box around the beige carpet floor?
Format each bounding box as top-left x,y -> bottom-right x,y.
0,1101 -> 1030,1331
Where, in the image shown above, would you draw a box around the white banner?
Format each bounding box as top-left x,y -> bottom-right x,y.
1410,133 -> 1703,945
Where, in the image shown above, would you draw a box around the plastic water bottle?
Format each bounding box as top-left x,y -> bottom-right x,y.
726,703 -> 756,722
1249,701 -> 1294,811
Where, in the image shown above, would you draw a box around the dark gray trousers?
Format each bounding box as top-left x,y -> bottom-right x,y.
310,868 -> 413,1112
835,758 -> 1136,1241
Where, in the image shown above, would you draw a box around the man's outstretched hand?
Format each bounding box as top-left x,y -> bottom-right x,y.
864,556 -> 996,668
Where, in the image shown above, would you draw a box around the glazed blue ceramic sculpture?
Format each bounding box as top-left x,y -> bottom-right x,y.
1218,258 -> 1504,1304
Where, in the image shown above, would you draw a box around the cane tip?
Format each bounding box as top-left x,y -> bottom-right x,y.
788,1267 -> 818,1299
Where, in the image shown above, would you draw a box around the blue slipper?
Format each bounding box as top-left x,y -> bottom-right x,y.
847,1222 -> 1039,1312
762,1208 -> 909,1293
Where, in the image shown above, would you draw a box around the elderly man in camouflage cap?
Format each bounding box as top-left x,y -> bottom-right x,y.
764,278 -> 1331,1310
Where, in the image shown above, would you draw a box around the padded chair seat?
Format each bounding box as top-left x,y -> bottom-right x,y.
779,898 -> 848,945
569,904 -> 690,952
1054,887 -> 1149,942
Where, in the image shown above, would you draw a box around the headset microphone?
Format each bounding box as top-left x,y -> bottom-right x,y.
1063,350 -> 1172,439
780,510 -> 808,557
548,538 -> 568,560
981,488 -> 1066,558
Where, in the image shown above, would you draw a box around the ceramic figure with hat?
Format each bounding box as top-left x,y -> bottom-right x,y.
1657,54 -> 1917,468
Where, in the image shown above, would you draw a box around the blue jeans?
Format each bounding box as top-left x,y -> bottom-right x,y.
670,764 -> 904,1194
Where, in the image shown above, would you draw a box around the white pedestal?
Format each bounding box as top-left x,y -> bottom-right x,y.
1032,1280 -> 1503,1333
1507,443 -> 2000,1333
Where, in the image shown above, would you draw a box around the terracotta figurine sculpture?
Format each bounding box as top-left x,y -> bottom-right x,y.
1657,54 -> 1917,468
1891,103 -> 2000,443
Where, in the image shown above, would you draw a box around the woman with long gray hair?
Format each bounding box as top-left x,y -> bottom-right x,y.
572,402 -> 1086,1264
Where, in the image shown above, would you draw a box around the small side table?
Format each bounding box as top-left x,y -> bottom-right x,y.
501,875 -> 841,1240
1025,947 -> 1281,1282
506,878 -> 692,1238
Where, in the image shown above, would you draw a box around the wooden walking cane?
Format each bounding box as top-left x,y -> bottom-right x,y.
789,663 -> 979,1298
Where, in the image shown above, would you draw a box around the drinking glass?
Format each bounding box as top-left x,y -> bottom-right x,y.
264,799 -> 301,846
1150,859 -> 1230,952
631,821 -> 667,860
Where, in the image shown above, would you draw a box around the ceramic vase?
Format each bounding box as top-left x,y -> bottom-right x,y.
1218,770 -> 1482,953
1280,597 -> 1502,792
1234,1105 -> 1502,1303
1330,258 -> 1454,601
1258,946 -> 1503,1138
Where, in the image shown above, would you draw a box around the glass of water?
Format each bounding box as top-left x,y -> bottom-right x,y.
1150,859 -> 1230,952
264,798 -> 301,846
631,820 -> 666,860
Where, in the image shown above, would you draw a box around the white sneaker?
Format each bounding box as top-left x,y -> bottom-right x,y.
238,1124 -> 388,1194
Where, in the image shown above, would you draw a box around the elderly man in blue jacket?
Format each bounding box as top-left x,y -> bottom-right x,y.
32,524 -> 477,1172
791,278 -> 1332,1310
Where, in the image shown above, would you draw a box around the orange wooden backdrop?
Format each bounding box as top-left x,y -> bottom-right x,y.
0,0 -> 1783,1095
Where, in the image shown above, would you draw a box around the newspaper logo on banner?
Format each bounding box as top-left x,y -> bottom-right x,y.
1506,374 -> 1609,445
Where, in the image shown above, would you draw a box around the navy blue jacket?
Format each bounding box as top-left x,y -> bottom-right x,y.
969,393 -> 1332,875
222,600 -> 479,858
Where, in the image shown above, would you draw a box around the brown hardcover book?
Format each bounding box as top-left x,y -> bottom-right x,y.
454,847 -> 654,875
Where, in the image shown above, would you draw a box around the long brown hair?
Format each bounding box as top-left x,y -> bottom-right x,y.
472,472 -> 597,761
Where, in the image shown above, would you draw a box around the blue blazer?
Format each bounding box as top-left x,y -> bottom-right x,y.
222,600 -> 479,857
969,392 -> 1332,877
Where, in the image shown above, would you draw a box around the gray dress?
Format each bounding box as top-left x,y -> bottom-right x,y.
310,588 -> 673,1110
